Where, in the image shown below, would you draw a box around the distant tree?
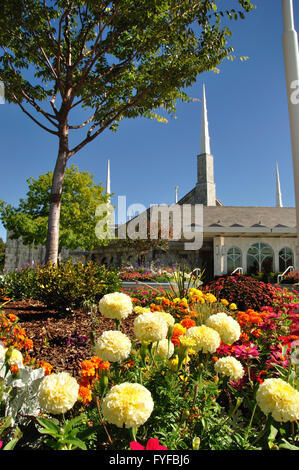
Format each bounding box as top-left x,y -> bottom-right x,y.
0,238 -> 5,272
0,0 -> 254,264
0,165 -> 110,255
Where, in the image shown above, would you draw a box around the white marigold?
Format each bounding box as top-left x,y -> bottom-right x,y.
38,372 -> 79,415
185,325 -> 221,354
101,382 -> 154,428
0,343 -> 6,364
134,312 -> 169,343
205,312 -> 241,345
214,356 -> 245,381
98,292 -> 133,320
256,378 -> 299,423
94,330 -> 131,362
157,311 -> 175,328
152,339 -> 174,359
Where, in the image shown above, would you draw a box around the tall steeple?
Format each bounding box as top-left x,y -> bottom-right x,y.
200,84 -> 211,155
276,162 -> 283,207
196,85 -> 216,206
106,159 -> 111,195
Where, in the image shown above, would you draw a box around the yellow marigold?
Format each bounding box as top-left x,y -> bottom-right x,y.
185,325 -> 221,354
214,356 -> 244,381
38,372 -> 79,415
204,293 -> 217,304
133,306 -> 151,315
229,303 -> 238,311
101,382 -> 154,429
168,355 -> 190,371
205,312 -> 241,345
220,299 -> 229,306
7,348 -> 23,367
134,312 -> 168,343
152,339 -> 174,359
188,288 -> 203,298
98,292 -> 133,320
94,330 -> 131,362
173,323 -> 186,335
179,336 -> 197,349
256,378 -> 299,423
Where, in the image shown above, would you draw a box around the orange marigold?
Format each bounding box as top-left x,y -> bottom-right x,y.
79,385 -> 92,405
99,360 -> 110,371
80,360 -> 96,377
10,364 -> 19,374
23,339 -> 34,350
39,360 -> 53,376
180,317 -> 196,329
7,314 -> 18,322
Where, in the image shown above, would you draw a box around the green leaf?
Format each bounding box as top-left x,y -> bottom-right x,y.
279,440 -> 299,451
36,417 -> 60,435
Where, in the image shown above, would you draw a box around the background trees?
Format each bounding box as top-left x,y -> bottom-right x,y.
0,165 -> 109,254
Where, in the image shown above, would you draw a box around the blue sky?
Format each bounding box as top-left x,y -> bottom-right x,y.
0,0 -> 298,241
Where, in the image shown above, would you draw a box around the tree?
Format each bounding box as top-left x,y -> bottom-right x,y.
0,0 -> 254,264
0,164 -> 110,254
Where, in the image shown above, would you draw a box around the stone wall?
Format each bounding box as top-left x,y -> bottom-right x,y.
3,231 -> 85,273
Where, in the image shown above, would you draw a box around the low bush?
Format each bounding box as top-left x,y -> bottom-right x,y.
0,261 -> 121,311
203,274 -> 278,311
0,265 -> 39,300
35,261 -> 121,311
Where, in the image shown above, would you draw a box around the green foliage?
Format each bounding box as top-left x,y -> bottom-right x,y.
34,260 -> 121,311
36,414 -> 92,450
0,1 -> 254,139
0,165 -> 109,251
0,265 -> 39,300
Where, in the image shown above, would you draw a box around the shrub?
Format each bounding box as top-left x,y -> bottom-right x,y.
0,265 -> 39,300
34,261 -> 121,311
203,274 -> 279,311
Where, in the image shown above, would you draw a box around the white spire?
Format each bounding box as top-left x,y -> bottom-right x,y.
175,185 -> 179,204
276,162 -> 283,207
200,84 -> 211,155
106,159 -> 111,196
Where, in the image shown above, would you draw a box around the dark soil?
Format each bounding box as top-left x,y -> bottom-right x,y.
3,299 -> 137,380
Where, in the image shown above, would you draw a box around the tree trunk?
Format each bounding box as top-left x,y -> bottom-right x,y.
45,134 -> 68,264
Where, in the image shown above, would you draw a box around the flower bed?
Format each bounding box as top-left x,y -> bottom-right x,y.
0,280 -> 298,451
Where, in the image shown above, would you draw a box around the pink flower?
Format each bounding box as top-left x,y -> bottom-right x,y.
231,344 -> 259,359
130,439 -> 168,450
0,441 -> 2,450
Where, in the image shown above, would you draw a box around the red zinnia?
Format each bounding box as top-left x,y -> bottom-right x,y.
130,438 -> 168,450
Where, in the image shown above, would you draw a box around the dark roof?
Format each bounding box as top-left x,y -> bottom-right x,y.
201,206 -> 296,228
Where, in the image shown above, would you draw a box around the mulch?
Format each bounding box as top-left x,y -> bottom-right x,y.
2,300 -> 137,380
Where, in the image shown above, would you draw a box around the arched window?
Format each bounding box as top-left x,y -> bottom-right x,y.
227,247 -> 242,274
247,242 -> 274,274
279,247 -> 294,272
